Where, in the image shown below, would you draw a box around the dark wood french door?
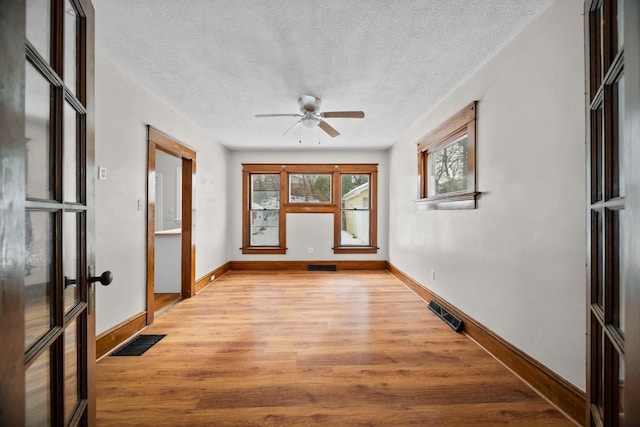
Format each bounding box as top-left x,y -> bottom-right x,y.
1,0 -> 102,425
585,0 -> 640,426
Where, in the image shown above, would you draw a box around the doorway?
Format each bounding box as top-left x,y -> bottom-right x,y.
146,126 -> 196,325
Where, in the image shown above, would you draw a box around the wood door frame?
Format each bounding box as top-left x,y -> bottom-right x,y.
146,126 -> 196,325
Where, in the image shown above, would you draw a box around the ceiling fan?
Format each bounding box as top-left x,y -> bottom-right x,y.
255,95 -> 365,138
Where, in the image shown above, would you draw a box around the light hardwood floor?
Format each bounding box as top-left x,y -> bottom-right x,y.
97,271 -> 574,426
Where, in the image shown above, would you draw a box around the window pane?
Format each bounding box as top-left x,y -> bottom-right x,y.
63,213 -> 80,313
251,174 -> 279,209
64,0 -> 78,94
613,75 -> 625,197
429,135 -> 469,195
64,318 -> 80,423
25,62 -> 53,200
289,174 -> 331,203
63,102 -> 78,203
26,347 -> 51,427
25,211 -> 54,351
250,211 -> 279,246
341,175 -> 369,209
341,210 -> 370,246
26,0 -> 50,62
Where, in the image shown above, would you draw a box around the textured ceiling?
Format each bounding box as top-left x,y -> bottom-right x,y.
93,0 -> 555,150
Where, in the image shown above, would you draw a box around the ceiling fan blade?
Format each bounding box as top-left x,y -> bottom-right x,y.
321,111 -> 365,119
318,120 -> 340,137
283,120 -> 302,136
255,113 -> 302,118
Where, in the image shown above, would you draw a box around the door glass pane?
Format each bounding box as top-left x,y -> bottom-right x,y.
592,211 -> 604,307
64,318 -> 80,423
63,102 -> 78,203
591,106 -> 603,203
63,213 -> 80,313
26,348 -> 51,427
619,353 -> 625,420
617,0 -> 624,50
614,209 -> 625,333
613,75 -> 625,197
25,62 -> 53,200
26,0 -> 50,62
592,318 -> 603,411
64,0 -> 78,94
589,7 -> 602,98
25,211 -> 54,351
341,211 -> 370,246
250,211 -> 279,246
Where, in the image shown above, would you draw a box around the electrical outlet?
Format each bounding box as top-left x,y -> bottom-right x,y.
98,166 -> 108,181
137,199 -> 144,211
307,247 -> 314,254
431,269 -> 436,280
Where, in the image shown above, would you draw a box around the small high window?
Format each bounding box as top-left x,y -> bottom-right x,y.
417,101 -> 479,210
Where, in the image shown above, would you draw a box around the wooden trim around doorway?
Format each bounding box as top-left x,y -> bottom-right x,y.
146,126 -> 197,326
386,262 -> 586,425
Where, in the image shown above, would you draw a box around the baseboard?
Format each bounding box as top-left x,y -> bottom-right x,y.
96,312 -> 147,360
386,262 -> 586,426
229,260 -> 387,271
195,262 -> 231,293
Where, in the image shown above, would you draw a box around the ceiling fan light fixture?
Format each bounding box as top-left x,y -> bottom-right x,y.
302,116 -> 319,128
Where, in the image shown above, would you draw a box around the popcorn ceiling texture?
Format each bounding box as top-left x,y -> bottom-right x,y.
94,0 -> 555,150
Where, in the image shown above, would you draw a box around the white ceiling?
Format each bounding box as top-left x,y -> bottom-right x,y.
93,0 -> 555,150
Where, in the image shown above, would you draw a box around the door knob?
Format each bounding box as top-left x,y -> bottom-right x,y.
89,271 -> 113,286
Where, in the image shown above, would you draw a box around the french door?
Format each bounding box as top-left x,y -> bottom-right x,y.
1,0 -> 102,425
585,0 -> 640,426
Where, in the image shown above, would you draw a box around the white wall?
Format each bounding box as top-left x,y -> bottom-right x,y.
228,150 -> 389,261
155,149 -> 182,231
389,0 -> 586,389
94,54 -> 229,334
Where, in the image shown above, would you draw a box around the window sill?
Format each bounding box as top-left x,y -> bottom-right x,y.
415,191 -> 480,210
333,246 -> 379,254
241,247 -> 287,255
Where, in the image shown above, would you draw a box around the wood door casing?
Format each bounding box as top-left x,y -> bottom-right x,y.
146,126 -> 196,325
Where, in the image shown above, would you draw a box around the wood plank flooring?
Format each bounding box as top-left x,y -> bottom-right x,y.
97,271 -> 574,426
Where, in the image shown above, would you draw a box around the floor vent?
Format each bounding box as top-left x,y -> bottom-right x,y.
308,264 -> 337,271
428,300 -> 463,332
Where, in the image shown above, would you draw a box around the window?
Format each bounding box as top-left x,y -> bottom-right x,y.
417,101 -> 478,210
289,174 -> 332,203
339,174 -> 370,247
242,164 -> 378,254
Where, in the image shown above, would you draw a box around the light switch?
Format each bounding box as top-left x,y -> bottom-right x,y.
98,166 -> 108,181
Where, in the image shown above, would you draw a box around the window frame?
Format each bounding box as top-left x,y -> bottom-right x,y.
241,163 -> 378,254
416,101 -> 479,210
